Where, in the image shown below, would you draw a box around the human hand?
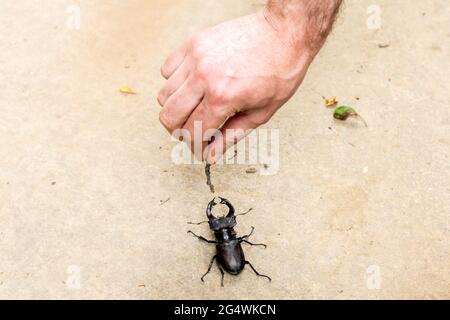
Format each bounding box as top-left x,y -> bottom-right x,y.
157,8 -> 322,163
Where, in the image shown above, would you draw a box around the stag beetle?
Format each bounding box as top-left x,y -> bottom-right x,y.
187,197 -> 271,286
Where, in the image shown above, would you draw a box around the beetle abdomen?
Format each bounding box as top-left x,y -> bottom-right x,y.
216,241 -> 245,275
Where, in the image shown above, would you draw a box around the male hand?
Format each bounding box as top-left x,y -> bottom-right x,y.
158,2 -> 341,163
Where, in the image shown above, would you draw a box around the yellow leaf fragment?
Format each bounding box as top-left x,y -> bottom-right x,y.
324,97 -> 338,107
120,86 -> 137,95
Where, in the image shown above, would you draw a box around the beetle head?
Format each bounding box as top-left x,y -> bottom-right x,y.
206,197 -> 236,231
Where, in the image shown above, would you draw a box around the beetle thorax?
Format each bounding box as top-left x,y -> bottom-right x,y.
214,227 -> 236,241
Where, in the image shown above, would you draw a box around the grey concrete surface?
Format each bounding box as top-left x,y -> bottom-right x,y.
0,0 -> 449,299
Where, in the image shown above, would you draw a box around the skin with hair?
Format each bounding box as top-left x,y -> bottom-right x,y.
157,0 -> 343,163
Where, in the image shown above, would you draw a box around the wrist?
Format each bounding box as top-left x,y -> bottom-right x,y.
263,0 -> 342,59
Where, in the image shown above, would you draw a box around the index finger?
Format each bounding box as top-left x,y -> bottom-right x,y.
161,41 -> 189,79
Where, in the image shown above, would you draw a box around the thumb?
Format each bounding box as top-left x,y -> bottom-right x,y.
204,113 -> 258,164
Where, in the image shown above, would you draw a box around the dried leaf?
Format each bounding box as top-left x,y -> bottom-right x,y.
324,97 -> 338,107
120,86 -> 137,94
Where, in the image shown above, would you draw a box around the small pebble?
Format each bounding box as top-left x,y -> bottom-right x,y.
246,168 -> 257,174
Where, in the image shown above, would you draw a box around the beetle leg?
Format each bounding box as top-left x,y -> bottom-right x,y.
241,239 -> 267,249
187,220 -> 209,225
239,226 -> 255,240
217,264 -> 225,287
187,231 -> 217,244
245,261 -> 272,282
201,255 -> 217,282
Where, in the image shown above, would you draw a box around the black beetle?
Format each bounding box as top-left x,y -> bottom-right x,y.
188,197 -> 271,286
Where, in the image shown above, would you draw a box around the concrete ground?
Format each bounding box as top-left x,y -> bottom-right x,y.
0,0 -> 449,299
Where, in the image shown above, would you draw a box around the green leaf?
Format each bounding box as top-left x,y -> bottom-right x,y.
333,106 -> 368,127
333,106 -> 358,120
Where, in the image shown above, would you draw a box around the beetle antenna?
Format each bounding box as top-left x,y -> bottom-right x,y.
236,208 -> 253,217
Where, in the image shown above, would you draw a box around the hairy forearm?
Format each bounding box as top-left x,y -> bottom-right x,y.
264,0 -> 343,56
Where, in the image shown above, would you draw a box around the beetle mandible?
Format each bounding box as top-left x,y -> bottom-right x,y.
187,197 -> 271,286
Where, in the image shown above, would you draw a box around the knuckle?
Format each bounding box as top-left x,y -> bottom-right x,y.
253,111 -> 272,126
157,90 -> 166,106
196,59 -> 211,79
207,83 -> 228,105
160,65 -> 169,79
190,36 -> 204,57
257,114 -> 272,125
159,110 -> 175,132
